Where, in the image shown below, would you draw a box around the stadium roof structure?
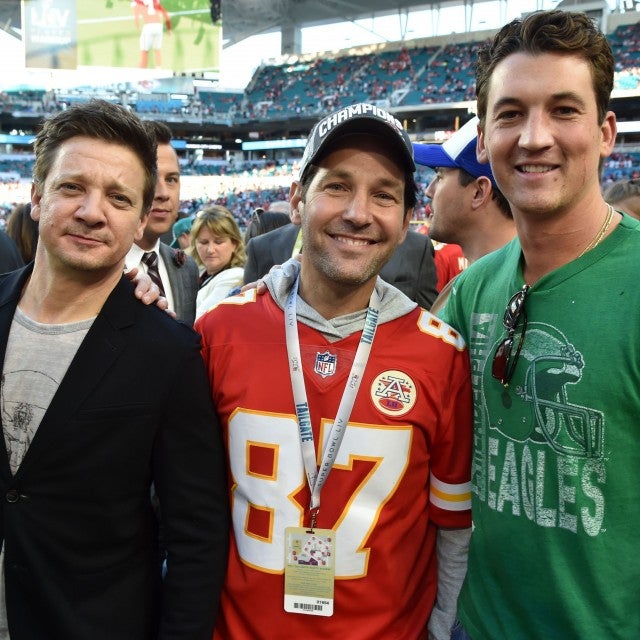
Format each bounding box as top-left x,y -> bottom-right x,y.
221,0 -> 514,50
0,0 -> 20,40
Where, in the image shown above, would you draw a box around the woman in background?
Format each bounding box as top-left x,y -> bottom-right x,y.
6,202 -> 39,264
189,205 -> 246,319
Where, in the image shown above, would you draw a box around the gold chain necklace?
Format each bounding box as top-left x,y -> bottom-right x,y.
579,204 -> 614,257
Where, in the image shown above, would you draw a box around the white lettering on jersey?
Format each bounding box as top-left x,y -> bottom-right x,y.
228,409 -> 412,577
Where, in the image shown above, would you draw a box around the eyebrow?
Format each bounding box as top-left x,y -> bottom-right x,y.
57,172 -> 140,200
320,167 -> 353,181
321,167 -> 404,190
491,91 -> 587,112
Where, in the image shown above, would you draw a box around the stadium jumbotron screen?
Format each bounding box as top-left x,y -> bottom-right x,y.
23,0 -> 220,74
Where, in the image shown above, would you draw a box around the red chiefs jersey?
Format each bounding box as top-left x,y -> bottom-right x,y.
196,290 -> 472,640
433,242 -> 468,292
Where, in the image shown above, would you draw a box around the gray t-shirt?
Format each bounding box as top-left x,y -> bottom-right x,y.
0,306 -> 93,638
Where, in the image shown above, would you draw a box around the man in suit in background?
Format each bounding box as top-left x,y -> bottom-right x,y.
126,120 -> 199,324
243,221 -> 299,286
244,208 -> 439,310
0,99 -> 229,639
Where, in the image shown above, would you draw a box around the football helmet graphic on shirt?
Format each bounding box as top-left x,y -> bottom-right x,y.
490,324 -> 604,458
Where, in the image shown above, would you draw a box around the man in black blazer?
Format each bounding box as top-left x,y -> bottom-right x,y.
244,222 -> 438,309
126,121 -> 199,324
0,100 -> 229,639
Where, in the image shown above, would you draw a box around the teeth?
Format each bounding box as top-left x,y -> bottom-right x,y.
520,165 -> 553,173
335,236 -> 370,246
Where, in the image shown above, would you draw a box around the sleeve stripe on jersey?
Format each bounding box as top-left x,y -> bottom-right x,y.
429,473 -> 472,512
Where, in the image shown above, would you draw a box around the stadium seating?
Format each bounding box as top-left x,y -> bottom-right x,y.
2,21 -> 640,228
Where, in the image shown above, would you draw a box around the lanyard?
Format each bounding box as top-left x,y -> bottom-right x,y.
285,276 -> 381,528
292,228 -> 303,258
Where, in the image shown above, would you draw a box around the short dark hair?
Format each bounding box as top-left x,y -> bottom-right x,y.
33,99 -> 157,214
457,168 -> 512,219
143,119 -> 173,146
476,10 -> 614,126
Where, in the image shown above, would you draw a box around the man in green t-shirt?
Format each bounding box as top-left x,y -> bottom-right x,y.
440,9 -> 640,639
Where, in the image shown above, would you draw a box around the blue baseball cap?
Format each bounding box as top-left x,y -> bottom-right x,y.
413,117 -> 497,187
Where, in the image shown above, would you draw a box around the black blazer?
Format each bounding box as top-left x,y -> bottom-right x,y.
244,224 -> 438,310
243,223 -> 300,287
0,266 -> 229,640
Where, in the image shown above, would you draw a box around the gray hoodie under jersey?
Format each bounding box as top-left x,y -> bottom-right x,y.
264,257 -> 417,340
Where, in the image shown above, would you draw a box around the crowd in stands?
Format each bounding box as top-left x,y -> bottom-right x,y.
611,22 -> 640,72
3,22 -> 640,124
1,20 -> 640,230
600,151 -> 640,186
2,151 -> 639,233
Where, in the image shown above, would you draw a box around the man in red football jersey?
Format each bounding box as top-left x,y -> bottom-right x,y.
196,102 -> 473,640
132,0 -> 172,69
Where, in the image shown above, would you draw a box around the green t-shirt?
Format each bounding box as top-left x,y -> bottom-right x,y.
440,213 -> 640,639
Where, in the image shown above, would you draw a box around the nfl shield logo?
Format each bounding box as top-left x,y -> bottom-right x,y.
314,351 -> 337,378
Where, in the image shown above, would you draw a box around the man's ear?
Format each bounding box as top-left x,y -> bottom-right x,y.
477,127 -> 489,165
289,181 -> 304,225
134,213 -> 149,243
471,176 -> 493,210
600,110 -> 617,158
399,208 -> 412,242
30,183 -> 42,222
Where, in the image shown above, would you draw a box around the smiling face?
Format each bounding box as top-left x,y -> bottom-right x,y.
140,141 -> 180,246
31,136 -> 147,279
477,51 -> 616,220
291,135 -> 410,311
